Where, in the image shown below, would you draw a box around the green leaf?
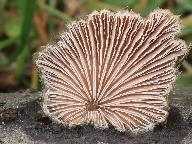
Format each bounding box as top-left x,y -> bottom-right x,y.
0,0 -> 6,20
141,0 -> 165,16
12,0 -> 36,81
4,17 -> 22,38
102,0 -> 139,8
15,46 -> 29,80
1,0 -> 36,68
48,0 -> 56,35
37,1 -> 72,22
177,0 -> 192,11
180,15 -> 192,36
0,37 -> 18,51
174,5 -> 187,15
84,0 -> 119,11
0,52 -> 9,66
176,74 -> 192,88
180,25 -> 192,36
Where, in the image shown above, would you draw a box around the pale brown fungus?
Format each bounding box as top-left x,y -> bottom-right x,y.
35,9 -> 188,133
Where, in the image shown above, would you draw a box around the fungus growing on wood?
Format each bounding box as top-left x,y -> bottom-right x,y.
35,9 -> 188,133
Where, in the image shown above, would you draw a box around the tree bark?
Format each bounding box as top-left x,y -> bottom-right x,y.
0,89 -> 192,144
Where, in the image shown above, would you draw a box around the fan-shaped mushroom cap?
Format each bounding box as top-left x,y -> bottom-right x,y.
35,9 -> 188,133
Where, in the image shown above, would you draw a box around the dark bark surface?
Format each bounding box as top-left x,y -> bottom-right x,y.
0,89 -> 192,144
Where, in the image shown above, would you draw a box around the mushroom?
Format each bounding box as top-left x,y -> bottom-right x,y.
35,9 -> 188,133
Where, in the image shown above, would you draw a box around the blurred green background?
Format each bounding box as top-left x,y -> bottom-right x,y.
0,0 -> 192,92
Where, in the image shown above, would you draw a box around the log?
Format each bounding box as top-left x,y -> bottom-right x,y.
0,89 -> 192,144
